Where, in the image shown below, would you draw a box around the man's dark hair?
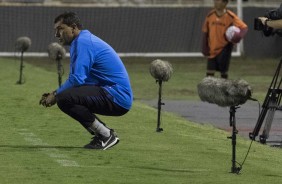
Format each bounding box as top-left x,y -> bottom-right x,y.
54,12 -> 83,29
223,0 -> 228,2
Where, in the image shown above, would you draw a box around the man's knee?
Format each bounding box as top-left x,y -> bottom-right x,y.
56,91 -> 71,109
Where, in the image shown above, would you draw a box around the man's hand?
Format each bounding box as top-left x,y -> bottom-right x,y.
39,92 -> 57,107
39,93 -> 49,105
258,17 -> 268,25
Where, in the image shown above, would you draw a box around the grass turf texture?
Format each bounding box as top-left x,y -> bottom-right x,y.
1,57 -> 282,183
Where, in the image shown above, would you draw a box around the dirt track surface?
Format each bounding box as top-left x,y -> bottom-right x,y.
141,100 -> 282,145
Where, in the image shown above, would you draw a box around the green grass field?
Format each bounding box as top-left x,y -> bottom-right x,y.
1,57 -> 282,184
26,56 -> 280,101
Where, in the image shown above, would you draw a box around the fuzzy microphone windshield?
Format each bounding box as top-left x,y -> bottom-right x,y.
15,37 -> 31,52
47,42 -> 66,60
197,77 -> 252,107
149,59 -> 173,81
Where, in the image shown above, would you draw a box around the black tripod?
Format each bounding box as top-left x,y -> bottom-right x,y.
228,106 -> 241,174
156,80 -> 164,132
249,58 -> 282,143
17,51 -> 25,84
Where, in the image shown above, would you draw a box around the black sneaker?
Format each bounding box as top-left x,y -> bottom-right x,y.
84,134 -> 103,149
84,130 -> 119,150
100,130 -> 119,150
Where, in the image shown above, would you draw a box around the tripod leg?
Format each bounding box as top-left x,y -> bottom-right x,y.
249,93 -> 270,140
260,92 -> 282,143
260,107 -> 275,143
250,59 -> 282,140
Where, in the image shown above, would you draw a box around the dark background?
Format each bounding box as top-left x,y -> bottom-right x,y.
1,5 -> 282,58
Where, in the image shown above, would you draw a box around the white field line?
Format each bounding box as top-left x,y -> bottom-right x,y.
18,129 -> 79,167
0,164 -> 210,173
15,130 -> 210,170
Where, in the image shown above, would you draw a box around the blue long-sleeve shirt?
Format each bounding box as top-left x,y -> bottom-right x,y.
56,30 -> 133,110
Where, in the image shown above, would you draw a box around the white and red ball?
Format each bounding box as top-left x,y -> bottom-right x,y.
225,26 -> 241,43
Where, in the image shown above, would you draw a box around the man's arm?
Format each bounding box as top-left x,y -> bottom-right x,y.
259,17 -> 282,29
56,41 -> 92,94
231,27 -> 248,43
201,17 -> 210,57
201,32 -> 209,56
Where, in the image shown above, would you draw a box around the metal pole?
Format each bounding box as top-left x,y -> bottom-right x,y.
228,106 -> 241,174
57,59 -> 62,87
237,0 -> 244,55
17,51 -> 24,84
156,80 -> 164,132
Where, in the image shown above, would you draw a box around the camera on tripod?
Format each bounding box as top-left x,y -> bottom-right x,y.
254,3 -> 282,36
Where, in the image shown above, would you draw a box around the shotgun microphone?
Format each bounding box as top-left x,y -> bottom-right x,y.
197,77 -> 252,107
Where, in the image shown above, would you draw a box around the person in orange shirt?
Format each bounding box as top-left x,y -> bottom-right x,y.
202,0 -> 248,79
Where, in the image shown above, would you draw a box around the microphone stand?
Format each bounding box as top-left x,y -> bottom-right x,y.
228,105 -> 241,174
17,50 -> 24,84
156,79 -> 164,132
56,54 -> 63,87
